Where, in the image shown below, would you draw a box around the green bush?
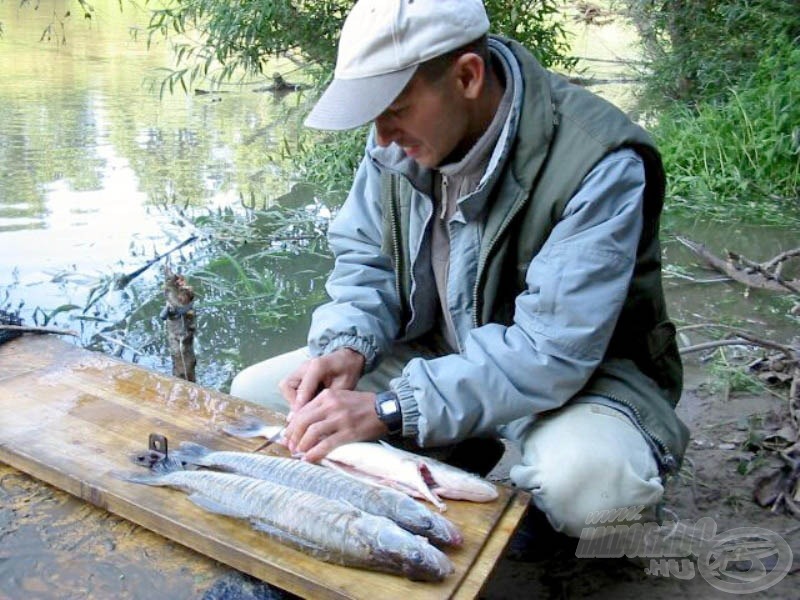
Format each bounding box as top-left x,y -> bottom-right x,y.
624,0 -> 800,106
655,36 -> 800,223
144,0 -> 348,93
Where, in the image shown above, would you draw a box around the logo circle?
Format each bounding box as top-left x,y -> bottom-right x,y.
697,527 -> 792,594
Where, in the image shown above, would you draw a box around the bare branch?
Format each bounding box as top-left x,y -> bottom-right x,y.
676,236 -> 800,294
0,324 -> 79,337
763,248 -> 800,272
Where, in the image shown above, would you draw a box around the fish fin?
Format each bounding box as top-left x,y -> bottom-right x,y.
413,463 -> 447,512
379,441 -> 499,503
186,493 -> 250,519
430,483 -> 499,502
114,470 -> 164,486
320,459 -> 387,488
322,458 -> 447,511
374,449 -> 447,511
418,459 -> 500,502
250,519 -> 336,562
221,417 -> 282,440
173,441 -> 213,466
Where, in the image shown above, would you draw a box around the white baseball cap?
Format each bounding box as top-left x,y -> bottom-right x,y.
304,0 -> 490,130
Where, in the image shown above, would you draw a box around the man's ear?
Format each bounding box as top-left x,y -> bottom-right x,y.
453,53 -> 485,100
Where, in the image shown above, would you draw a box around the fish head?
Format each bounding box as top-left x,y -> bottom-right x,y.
131,449 -> 165,468
371,525 -> 454,581
427,514 -> 464,547
395,496 -> 463,547
129,450 -> 186,473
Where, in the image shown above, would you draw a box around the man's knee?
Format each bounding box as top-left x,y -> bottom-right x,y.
509,404 -> 664,537
229,348 -> 308,413
511,444 -> 663,537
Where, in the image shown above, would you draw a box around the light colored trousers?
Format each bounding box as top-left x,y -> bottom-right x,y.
231,346 -> 664,537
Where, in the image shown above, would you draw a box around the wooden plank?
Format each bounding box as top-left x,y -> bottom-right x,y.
453,492 -> 530,599
0,336 -> 529,599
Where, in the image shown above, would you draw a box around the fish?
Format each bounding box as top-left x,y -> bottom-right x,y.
376,441 -> 499,503
325,442 -> 449,510
122,455 -> 454,581
222,417 -> 499,507
167,441 -> 463,547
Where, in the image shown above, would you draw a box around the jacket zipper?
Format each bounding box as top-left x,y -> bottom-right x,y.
471,195 -> 528,328
600,391 -> 678,475
388,175 -> 404,310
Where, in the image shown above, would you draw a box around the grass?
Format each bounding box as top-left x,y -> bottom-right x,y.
655,37 -> 800,225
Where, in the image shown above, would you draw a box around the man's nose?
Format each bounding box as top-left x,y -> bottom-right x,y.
374,114 -> 396,147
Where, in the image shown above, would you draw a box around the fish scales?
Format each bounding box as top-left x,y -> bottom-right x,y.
171,442 -> 463,547
125,463 -> 453,581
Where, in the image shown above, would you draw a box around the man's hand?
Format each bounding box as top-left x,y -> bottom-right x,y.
278,348 -> 366,416
283,389 -> 387,463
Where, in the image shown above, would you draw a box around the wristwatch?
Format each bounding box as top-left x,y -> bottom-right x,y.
374,390 -> 403,435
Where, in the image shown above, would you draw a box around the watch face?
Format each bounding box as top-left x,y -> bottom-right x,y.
379,398 -> 399,416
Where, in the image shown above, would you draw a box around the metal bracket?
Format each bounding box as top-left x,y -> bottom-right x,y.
148,433 -> 169,457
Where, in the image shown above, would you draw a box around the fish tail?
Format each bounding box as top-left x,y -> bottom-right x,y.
173,441 -> 213,466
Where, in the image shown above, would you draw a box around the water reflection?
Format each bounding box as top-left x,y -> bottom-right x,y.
0,0 -> 326,389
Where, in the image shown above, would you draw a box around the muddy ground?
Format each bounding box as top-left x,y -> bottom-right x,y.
1,364 -> 798,599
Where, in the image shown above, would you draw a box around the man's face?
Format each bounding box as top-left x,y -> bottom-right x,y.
373,69 -> 471,169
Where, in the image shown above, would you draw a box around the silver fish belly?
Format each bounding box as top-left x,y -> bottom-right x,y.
124,464 -> 453,581
171,442 -> 463,547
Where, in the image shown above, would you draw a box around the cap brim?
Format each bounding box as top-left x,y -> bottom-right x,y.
304,65 -> 418,131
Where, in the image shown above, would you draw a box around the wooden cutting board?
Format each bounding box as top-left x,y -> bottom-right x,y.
0,335 -> 529,599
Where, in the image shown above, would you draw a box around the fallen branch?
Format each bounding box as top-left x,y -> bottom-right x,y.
763,248 -> 800,273
161,266 -> 196,382
678,326 -> 796,360
114,235 -> 198,291
0,324 -> 78,337
728,251 -> 800,295
676,236 -> 800,294
93,332 -> 143,359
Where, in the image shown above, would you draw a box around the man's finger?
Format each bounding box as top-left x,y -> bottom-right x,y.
292,366 -> 324,412
293,419 -> 330,455
302,431 -> 348,464
278,374 -> 301,404
283,397 -> 322,452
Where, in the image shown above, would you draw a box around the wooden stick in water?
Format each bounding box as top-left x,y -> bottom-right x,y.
162,266 -> 197,382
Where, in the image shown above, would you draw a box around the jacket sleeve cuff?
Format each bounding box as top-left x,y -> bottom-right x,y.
390,376 -> 420,439
321,335 -> 379,372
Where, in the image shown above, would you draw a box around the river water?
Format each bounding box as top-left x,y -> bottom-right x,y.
1,0 -> 797,395
0,0 -> 331,389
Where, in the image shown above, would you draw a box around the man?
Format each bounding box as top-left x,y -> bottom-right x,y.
231,0 -> 689,540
